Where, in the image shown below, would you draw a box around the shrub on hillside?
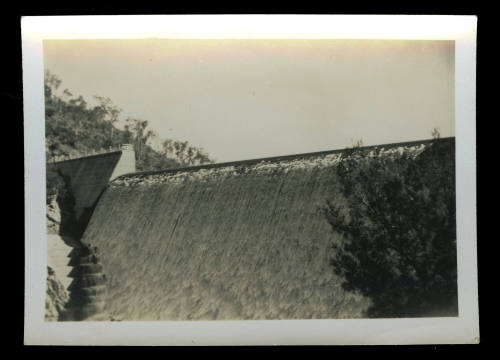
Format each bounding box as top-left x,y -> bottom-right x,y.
323,137 -> 457,317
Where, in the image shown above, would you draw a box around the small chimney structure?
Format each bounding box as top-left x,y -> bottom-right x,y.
110,144 -> 136,180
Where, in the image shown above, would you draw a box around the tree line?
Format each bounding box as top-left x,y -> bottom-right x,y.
44,70 -> 213,172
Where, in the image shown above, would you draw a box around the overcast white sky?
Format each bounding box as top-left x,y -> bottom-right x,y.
43,39 -> 454,163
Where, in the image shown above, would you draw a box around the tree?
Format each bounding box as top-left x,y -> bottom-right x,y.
44,70 -> 214,173
124,117 -> 151,163
93,96 -> 122,144
161,139 -> 213,167
323,135 -> 457,317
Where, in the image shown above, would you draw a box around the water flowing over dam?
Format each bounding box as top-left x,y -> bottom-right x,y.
47,138 -> 455,321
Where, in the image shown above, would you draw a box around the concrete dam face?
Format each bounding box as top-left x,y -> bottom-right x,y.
47,138 -> 455,321
47,147 -> 136,232
46,146 -> 136,320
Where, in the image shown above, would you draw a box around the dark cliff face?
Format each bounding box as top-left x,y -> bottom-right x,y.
46,164 -> 110,321
46,149 -> 136,238
47,168 -> 97,239
46,149 -> 136,321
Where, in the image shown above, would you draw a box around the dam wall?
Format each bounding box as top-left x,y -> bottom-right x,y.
47,145 -> 136,232
80,138 -> 454,321
46,145 -> 135,320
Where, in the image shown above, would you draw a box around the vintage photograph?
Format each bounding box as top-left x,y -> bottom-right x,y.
42,38 -> 458,322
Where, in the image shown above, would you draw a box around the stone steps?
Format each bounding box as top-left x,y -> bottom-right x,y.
68,264 -> 104,277
65,244 -> 107,320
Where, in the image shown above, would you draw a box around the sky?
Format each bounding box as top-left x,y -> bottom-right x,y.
43,39 -> 454,163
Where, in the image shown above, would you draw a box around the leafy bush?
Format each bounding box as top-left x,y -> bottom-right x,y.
323,137 -> 457,317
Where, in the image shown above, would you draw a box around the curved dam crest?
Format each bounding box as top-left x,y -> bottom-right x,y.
82,154 -> 372,320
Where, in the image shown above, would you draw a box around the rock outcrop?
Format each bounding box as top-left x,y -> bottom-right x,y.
46,197 -> 61,234
45,266 -> 69,321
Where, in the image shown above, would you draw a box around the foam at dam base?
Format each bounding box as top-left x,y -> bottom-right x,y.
80,140 -> 450,320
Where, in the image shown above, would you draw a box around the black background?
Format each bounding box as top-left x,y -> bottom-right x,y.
4,3 -> 487,355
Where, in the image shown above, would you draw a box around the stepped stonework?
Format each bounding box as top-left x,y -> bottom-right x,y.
64,244 -> 107,320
